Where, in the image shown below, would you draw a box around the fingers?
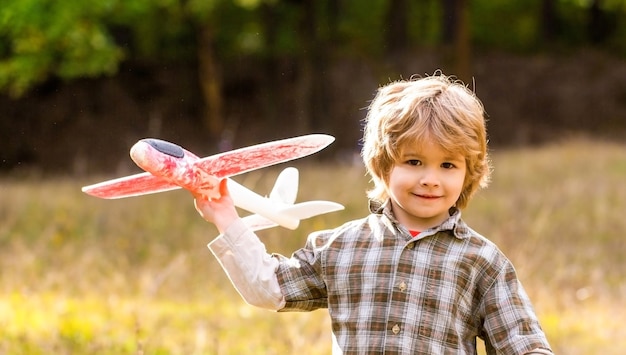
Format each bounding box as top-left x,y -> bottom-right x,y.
218,178 -> 229,198
191,179 -> 228,202
192,179 -> 240,230
192,178 -> 229,216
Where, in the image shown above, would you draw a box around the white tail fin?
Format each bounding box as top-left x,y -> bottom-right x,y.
236,167 -> 344,232
268,167 -> 298,204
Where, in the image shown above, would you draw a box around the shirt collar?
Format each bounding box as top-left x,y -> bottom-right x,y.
368,199 -> 472,240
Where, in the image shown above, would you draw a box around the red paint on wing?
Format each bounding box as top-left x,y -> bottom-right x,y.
195,135 -> 333,178
82,172 -> 180,199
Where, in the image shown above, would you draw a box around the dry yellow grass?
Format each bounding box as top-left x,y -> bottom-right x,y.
0,138 -> 624,354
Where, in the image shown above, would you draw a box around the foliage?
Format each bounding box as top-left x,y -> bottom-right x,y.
0,0 -> 217,97
471,0 -> 543,51
1,0 -> 626,98
0,0 -> 121,96
1,139 -> 625,354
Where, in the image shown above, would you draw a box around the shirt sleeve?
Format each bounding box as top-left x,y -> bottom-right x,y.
480,260 -> 552,354
274,230 -> 329,312
207,218 -> 286,311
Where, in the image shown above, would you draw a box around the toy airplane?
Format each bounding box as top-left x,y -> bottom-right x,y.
81,134 -> 344,231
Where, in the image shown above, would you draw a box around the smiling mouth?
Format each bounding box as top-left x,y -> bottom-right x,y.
415,194 -> 441,199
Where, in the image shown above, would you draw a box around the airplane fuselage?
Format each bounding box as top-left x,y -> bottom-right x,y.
130,139 -> 300,229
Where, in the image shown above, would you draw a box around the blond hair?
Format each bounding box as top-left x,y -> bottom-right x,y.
361,73 -> 491,209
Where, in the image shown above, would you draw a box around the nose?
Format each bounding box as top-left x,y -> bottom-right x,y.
419,168 -> 440,187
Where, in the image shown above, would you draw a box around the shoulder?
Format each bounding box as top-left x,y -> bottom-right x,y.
305,213 -> 389,249
445,225 -> 514,286
464,227 -> 506,261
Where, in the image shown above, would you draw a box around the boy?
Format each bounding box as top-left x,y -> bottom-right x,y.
194,73 -> 553,354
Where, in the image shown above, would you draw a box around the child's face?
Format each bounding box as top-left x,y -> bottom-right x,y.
387,140 -> 466,232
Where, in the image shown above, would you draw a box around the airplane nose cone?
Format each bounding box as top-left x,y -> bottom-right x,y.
141,139 -> 185,158
130,139 -> 185,171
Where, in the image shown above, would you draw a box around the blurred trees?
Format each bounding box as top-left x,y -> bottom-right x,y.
0,0 -> 123,97
1,0 -> 625,140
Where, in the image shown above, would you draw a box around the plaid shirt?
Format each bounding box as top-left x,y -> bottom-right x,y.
274,201 -> 552,354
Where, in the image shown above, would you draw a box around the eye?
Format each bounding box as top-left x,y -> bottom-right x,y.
406,159 -> 421,166
441,162 -> 456,169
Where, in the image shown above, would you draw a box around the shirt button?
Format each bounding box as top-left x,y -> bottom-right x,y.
406,242 -> 414,250
392,324 -> 401,334
398,281 -> 407,292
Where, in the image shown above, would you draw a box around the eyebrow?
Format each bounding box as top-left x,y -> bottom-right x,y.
443,155 -> 465,162
401,151 -> 464,162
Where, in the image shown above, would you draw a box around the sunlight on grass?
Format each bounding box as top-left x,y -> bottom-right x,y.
0,138 -> 624,354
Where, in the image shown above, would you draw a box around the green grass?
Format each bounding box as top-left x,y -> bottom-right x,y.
1,138 -> 624,354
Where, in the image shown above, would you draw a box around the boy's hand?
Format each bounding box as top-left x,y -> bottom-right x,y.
194,179 -> 240,234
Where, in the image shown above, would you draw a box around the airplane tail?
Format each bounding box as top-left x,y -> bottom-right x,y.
268,167 -> 299,204
240,167 -> 344,232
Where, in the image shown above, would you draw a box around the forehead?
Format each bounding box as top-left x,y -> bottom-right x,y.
399,140 -> 464,160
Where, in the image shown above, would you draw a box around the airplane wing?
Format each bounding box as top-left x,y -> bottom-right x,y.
82,172 -> 181,199
242,200 -> 344,232
193,134 -> 334,178
82,134 -> 335,200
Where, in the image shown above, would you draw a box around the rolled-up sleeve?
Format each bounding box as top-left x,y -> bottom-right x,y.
208,218 -> 286,310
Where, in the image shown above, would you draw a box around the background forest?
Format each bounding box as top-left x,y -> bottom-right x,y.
1,0 -> 625,174
1,1 -> 626,354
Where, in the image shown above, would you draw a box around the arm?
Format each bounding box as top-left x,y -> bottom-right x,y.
480,261 -> 553,354
195,179 -> 286,310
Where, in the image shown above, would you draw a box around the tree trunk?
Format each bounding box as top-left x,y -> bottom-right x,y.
540,0 -> 559,43
260,3 -> 279,130
197,25 -> 223,139
385,0 -> 409,56
441,0 -> 471,82
295,0 -> 330,134
455,0 -> 471,82
588,0 -> 615,44
294,0 -> 314,134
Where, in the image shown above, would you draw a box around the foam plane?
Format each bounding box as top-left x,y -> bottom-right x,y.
82,134 -> 344,231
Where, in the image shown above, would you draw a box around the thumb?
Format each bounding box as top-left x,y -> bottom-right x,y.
218,178 -> 229,198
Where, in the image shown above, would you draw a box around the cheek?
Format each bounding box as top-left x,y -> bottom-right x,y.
388,165 -> 412,185
386,169 -> 408,196
461,176 -> 469,191
386,165 -> 400,184
461,170 -> 472,190
449,171 -> 467,194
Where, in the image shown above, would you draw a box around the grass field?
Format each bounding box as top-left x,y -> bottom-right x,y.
1,138 -> 624,354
